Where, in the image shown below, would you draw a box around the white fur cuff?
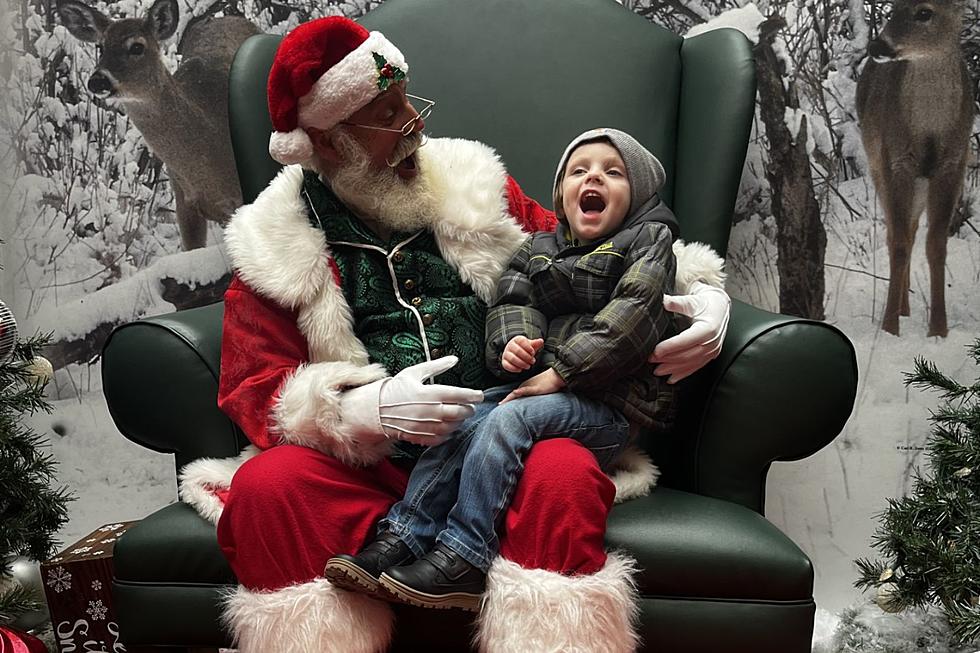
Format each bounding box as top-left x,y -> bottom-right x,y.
223,578 -> 394,653
272,361 -> 392,466
477,552 -> 641,653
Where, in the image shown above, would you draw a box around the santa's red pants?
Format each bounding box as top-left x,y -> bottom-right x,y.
217,439 -> 615,591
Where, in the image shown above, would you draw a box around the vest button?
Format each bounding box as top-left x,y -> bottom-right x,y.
392,251 -> 405,263
411,296 -> 423,306
422,314 -> 434,326
404,278 -> 416,290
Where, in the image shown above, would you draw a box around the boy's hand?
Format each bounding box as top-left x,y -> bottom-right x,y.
500,368 -> 566,404
501,336 -> 544,373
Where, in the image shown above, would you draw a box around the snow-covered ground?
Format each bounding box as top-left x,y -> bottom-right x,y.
28,369 -> 177,550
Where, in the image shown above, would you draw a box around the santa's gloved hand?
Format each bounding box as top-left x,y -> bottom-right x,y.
339,356 -> 482,447
649,281 -> 731,384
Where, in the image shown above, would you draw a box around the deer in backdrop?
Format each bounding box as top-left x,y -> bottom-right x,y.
856,0 -> 974,337
57,0 -> 258,250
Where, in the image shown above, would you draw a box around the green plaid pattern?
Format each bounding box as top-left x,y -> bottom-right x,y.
486,216 -> 679,430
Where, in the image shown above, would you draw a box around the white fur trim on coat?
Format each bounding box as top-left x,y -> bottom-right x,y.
178,445 -> 261,525
273,361 -> 391,466
298,32 -> 407,132
223,578 -> 394,653
422,138 -> 529,304
610,446 -> 660,504
478,552 -> 641,653
224,165 -> 333,311
673,238 -> 726,292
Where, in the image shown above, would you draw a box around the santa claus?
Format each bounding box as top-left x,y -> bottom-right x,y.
179,15 -> 730,653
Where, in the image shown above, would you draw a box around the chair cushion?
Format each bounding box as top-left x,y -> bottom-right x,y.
608,487 -> 812,601
116,489 -> 810,604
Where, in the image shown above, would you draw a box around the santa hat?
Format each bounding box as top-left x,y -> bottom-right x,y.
267,17 -> 408,165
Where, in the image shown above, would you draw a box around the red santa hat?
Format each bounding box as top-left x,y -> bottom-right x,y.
267,16 -> 409,165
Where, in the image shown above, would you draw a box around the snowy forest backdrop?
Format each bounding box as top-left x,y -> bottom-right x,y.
1,0 -> 979,627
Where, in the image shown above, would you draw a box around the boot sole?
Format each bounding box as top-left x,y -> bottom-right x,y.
323,559 -> 380,595
378,573 -> 482,612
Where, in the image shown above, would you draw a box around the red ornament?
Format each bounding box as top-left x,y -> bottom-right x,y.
380,64 -> 394,78
0,626 -> 47,653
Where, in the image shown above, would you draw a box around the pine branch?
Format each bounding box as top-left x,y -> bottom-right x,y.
905,356 -> 969,400
0,332 -> 74,622
857,339 -> 980,642
0,585 -> 43,626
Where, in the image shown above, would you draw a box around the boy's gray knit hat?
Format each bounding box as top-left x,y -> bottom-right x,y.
552,127 -> 666,221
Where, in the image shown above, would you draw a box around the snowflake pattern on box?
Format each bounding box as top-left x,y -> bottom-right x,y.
87,599 -> 107,621
70,546 -> 92,554
46,567 -> 71,593
98,524 -> 123,532
91,580 -> 102,591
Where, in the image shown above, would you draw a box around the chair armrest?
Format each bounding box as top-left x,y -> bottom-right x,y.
101,302 -> 247,472
653,299 -> 858,513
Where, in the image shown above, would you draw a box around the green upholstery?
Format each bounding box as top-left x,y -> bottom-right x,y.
102,0 -> 858,650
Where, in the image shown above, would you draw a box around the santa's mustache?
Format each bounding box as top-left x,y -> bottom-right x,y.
386,131 -> 425,168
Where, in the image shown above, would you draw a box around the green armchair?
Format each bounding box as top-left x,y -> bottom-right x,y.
101,0 -> 858,651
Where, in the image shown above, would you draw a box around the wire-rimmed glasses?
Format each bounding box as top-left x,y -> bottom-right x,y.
342,94 -> 435,136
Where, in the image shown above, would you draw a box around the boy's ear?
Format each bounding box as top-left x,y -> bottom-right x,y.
308,128 -> 342,167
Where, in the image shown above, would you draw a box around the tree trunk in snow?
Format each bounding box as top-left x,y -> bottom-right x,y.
754,16 -> 827,320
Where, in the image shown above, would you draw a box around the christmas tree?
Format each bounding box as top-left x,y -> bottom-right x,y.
0,322 -> 73,626
856,338 -> 980,644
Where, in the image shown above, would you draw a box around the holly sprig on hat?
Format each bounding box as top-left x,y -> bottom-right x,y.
373,52 -> 406,91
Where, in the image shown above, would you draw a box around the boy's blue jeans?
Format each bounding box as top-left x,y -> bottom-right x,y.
380,383 -> 630,572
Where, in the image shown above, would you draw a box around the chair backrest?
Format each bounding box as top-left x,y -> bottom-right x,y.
228,0 -> 755,256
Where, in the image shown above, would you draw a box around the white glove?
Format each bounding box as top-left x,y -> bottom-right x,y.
339,356 -> 483,446
649,281 -> 731,384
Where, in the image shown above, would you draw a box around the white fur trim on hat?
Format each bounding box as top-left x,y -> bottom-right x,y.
223,578 -> 394,653
477,552 -> 641,653
270,127 -> 315,166
298,31 -> 408,132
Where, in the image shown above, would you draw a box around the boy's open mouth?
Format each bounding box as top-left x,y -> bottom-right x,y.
579,190 -> 606,216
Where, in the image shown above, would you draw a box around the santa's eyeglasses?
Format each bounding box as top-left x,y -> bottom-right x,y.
342,94 -> 435,137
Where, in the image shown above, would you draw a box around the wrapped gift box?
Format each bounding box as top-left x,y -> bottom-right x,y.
40,522 -> 138,653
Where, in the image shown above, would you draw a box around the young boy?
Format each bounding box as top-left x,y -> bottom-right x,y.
324,128 -> 679,611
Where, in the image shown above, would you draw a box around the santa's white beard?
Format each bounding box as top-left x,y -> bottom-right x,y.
326,129 -> 435,233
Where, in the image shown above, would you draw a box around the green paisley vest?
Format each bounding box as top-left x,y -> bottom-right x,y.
302,171 -> 499,394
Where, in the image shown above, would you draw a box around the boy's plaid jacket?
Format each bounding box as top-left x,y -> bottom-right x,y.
486,196 -> 681,431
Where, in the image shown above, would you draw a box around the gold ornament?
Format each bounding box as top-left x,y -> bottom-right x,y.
24,356 -> 53,383
878,568 -> 894,582
875,582 -> 904,613
954,467 -> 972,478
